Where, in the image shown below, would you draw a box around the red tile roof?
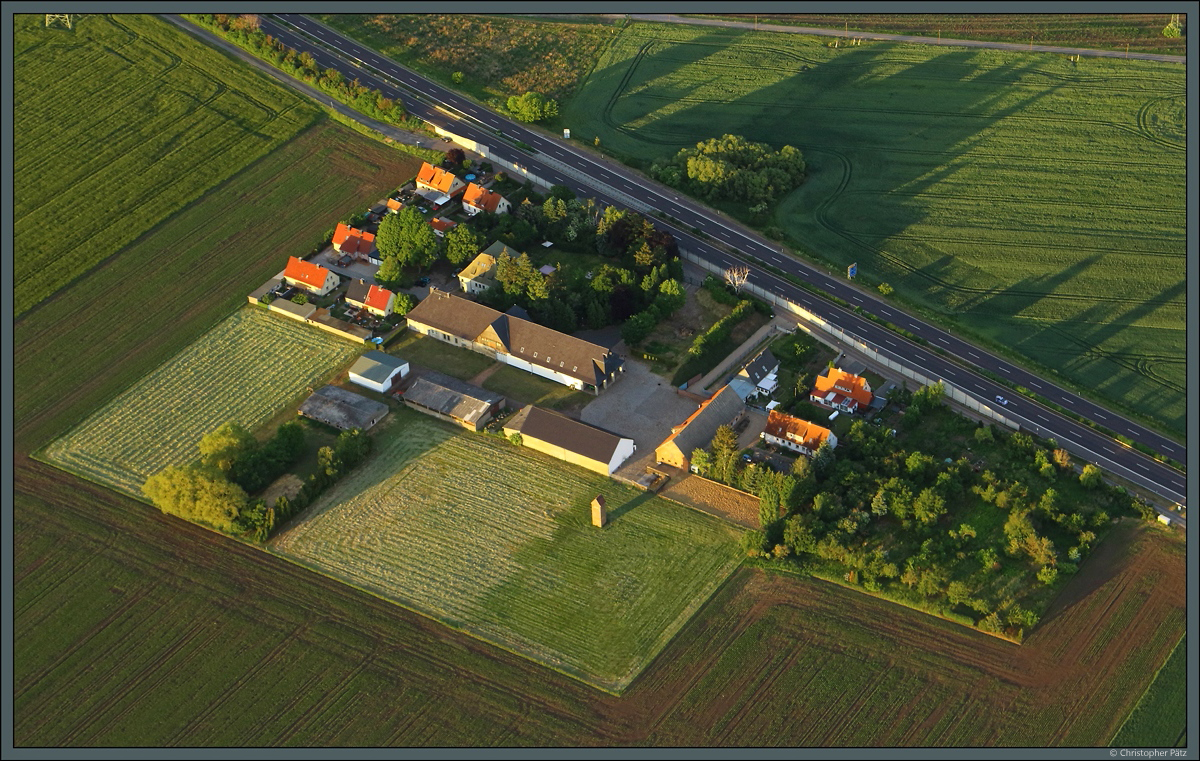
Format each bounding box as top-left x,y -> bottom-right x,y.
416,162 -> 464,194
430,217 -> 457,233
364,285 -> 394,313
462,183 -> 507,213
386,198 -> 403,211
332,223 -> 375,256
813,367 -> 873,408
764,410 -> 833,451
284,256 -> 331,290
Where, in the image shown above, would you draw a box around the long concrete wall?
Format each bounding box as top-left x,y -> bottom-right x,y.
434,126 -> 555,192
681,250 -> 1021,431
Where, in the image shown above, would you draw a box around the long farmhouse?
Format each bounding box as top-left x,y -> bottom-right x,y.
405,289 -> 624,394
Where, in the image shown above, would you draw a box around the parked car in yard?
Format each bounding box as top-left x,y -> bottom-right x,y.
416,276 -> 431,287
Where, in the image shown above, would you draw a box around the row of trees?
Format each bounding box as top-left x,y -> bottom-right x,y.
190,14 -> 409,126
649,134 -> 807,206
505,91 -> 559,123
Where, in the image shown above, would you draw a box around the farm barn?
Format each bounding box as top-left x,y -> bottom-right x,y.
400,371 -> 503,431
655,385 -> 746,471
299,385 -> 389,431
503,405 -> 635,476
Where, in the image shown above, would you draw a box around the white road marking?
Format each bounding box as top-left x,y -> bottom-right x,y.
1093,411 -> 1106,420
936,336 -> 949,344
967,351 -> 980,359
884,339 -> 898,348
1026,380 -> 1041,389
852,296 -> 863,302
1036,414 -> 1049,422
999,366 -> 1011,374
1136,463 -> 1150,472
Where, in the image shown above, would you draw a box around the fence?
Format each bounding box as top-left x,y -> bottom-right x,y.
680,250 -> 1020,430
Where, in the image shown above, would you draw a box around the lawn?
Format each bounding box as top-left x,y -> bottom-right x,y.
40,307 -> 361,498
560,22 -> 1185,437
12,14 -> 317,317
269,409 -> 744,693
482,365 -> 593,410
385,331 -> 497,381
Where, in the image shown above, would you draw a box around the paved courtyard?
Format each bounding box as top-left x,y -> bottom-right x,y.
581,360 -> 700,482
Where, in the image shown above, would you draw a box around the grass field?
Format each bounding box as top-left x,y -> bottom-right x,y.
14,452 -> 1186,746
40,308 -> 361,497
385,332 -> 498,381
270,409 -> 743,693
315,14 -> 615,103
684,14 -> 1188,56
1110,635 -> 1188,747
560,23 -> 1185,437
13,14 -> 317,317
482,365 -> 594,410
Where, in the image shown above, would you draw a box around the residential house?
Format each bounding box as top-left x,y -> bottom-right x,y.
282,256 -> 340,296
332,223 -> 377,262
654,385 -> 746,470
810,366 -> 874,414
729,349 -> 780,401
415,162 -> 466,207
345,280 -> 396,317
348,351 -> 409,393
401,370 -> 503,431
457,252 -> 498,295
503,405 -> 636,476
405,289 -> 624,394
430,217 -> 457,237
461,182 -> 511,216
298,386 -> 388,431
761,409 -> 837,456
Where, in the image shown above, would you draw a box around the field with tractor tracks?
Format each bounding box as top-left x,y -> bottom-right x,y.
559,22 -> 1186,437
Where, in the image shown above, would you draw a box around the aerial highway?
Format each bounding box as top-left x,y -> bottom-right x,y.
243,14 -> 1186,511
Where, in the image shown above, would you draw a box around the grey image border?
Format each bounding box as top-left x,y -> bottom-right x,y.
3,1 -> 1195,758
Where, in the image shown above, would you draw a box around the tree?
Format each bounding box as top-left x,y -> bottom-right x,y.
1052,448 -> 1071,468
317,446 -> 340,478
621,310 -> 657,345
739,530 -> 768,557
811,440 -> 835,478
1079,464 -> 1103,489
142,464 -> 248,533
198,422 -> 255,472
783,515 -> 817,554
912,488 -> 947,525
724,265 -> 750,294
376,206 -> 440,270
375,256 -> 402,288
445,147 -> 465,167
654,279 -> 686,317
710,425 -> 739,458
452,70 -> 465,83
334,428 -> 372,469
392,292 -> 416,315
877,282 -> 893,296
791,454 -> 811,480
690,448 -> 713,477
506,91 -> 559,123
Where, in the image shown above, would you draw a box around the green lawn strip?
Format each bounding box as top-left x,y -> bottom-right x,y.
385,332 -> 497,380
13,14 -> 317,317
39,307 -> 362,498
481,365 -> 592,410
270,409 -> 743,693
1110,635 -> 1188,748
14,120 -> 422,453
560,22 -> 1185,438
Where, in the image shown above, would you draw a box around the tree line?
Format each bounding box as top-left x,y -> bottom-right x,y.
649,134 -> 807,207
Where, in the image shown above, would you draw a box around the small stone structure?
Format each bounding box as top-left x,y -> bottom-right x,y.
591,495 -> 607,528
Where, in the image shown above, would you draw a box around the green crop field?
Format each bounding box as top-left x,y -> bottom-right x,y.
41,308 -> 361,497
270,409 -> 743,693
560,24 -> 1186,436
1111,636 -> 1188,747
13,14 -> 318,317
14,120 -> 423,452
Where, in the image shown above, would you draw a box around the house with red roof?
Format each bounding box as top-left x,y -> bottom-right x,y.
429,217 -> 458,237
345,279 -> 395,317
761,410 -> 837,456
810,367 -> 874,414
332,223 -> 377,262
461,183 -> 511,216
283,256 -> 340,296
415,162 -> 466,204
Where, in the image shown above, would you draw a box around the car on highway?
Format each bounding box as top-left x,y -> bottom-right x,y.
995,395 -> 1009,406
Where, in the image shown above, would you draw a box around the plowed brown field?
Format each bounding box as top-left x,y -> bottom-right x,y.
15,444 -> 1183,746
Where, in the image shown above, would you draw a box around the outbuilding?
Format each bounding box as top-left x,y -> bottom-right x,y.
348,351 -> 409,393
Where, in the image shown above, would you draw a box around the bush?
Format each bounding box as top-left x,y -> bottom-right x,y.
291,292 -> 309,305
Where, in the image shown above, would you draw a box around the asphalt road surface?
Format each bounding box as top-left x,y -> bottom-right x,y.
208,14 -> 1185,513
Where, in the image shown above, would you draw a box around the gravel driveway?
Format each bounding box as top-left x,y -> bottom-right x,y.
581,360 -> 700,479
